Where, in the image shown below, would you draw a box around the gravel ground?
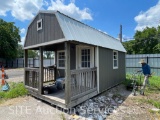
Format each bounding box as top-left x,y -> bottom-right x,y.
0,68 -> 24,83
0,96 -> 69,120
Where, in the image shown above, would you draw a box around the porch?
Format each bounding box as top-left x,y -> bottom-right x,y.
24,42 -> 98,108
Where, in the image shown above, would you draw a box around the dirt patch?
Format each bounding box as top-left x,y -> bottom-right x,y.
106,85 -> 160,120
0,96 -> 27,107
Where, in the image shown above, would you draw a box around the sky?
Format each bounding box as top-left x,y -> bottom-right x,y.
0,0 -> 160,45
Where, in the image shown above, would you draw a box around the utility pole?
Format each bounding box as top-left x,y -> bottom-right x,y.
119,24 -> 122,42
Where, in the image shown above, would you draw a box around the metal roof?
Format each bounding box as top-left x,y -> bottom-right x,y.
25,10 -> 126,52
55,11 -> 126,52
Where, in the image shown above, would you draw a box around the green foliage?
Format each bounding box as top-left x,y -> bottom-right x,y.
0,82 -> 28,100
124,74 -> 160,90
124,74 -> 160,109
123,26 -> 160,54
28,50 -> 38,58
122,40 -> 135,54
17,44 -> 24,58
44,51 -> 54,59
0,19 -> 20,59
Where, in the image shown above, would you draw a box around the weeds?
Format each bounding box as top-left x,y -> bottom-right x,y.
60,113 -> 66,120
138,98 -> 160,109
0,82 -> 28,101
124,74 -> 160,92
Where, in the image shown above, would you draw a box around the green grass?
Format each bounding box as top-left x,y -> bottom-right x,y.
0,82 -> 28,101
149,109 -> 160,114
124,74 -> 160,109
139,99 -> 160,109
124,74 -> 160,92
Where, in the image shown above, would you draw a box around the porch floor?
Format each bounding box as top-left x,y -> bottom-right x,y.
42,86 -> 65,104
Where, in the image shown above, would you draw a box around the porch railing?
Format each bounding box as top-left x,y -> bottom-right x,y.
70,67 -> 97,98
25,66 -> 55,89
43,66 -> 55,83
25,68 -> 39,89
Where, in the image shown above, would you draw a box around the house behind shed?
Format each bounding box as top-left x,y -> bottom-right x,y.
24,10 -> 126,108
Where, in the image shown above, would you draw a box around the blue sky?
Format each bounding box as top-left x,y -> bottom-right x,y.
0,0 -> 160,45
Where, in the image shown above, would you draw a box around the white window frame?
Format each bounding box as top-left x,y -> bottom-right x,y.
113,50 -> 118,69
57,50 -> 65,69
37,19 -> 42,31
76,45 -> 94,69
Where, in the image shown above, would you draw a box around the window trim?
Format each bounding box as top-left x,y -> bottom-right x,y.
76,45 -> 94,69
113,50 -> 118,69
57,50 -> 65,69
37,19 -> 42,31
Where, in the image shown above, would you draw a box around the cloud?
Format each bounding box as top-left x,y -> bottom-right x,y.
0,0 -> 44,21
134,1 -> 160,31
20,28 -> 26,34
11,0 -> 44,21
0,0 -> 92,22
0,0 -> 13,16
122,35 -> 134,42
47,0 -> 92,21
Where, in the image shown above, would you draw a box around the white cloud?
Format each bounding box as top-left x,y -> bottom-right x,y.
47,0 -> 92,21
0,0 -> 44,21
0,0 -> 92,21
135,1 -> 160,31
0,0 -> 13,16
122,35 -> 134,42
20,28 -> 26,34
11,0 -> 43,21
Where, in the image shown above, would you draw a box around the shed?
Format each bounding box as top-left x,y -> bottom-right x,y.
24,10 -> 126,108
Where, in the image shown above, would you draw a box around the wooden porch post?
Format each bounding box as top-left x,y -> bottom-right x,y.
24,50 -> 28,85
39,47 -> 43,94
54,51 -> 57,80
65,42 -> 71,105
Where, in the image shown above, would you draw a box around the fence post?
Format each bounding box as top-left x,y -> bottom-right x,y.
17,59 -> 18,68
33,58 -> 34,67
23,59 -> 24,67
147,56 -> 148,64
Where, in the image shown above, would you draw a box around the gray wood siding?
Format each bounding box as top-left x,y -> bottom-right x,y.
25,13 -> 65,47
70,43 -> 76,70
99,47 -> 125,93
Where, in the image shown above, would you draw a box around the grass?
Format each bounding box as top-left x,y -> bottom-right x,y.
123,74 -> 160,109
124,74 -> 160,92
0,82 -> 28,102
139,99 -> 160,109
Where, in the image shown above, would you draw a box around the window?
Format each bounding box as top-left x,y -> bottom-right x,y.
113,50 -> 118,69
57,51 -> 65,69
76,45 -> 94,69
81,49 -> 90,68
37,19 -> 42,31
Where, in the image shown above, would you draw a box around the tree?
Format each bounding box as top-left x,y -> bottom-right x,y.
17,44 -> 24,58
28,50 -> 38,58
134,27 -> 158,54
44,51 -> 54,59
122,40 -> 135,54
123,26 -> 160,54
0,19 -> 20,59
